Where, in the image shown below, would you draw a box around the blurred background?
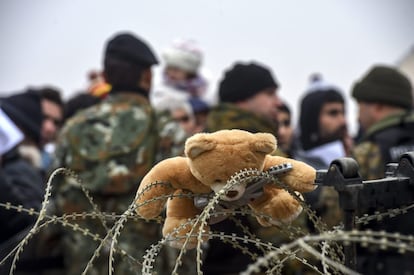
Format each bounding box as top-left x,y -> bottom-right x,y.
1,0 -> 413,135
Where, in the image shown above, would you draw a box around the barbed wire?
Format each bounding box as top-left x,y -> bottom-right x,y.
1,166 -> 413,274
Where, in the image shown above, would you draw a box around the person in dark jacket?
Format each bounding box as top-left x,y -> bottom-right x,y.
297,80 -> 352,169
0,90 -> 45,272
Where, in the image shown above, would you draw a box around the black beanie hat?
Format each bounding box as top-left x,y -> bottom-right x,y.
219,62 -> 279,103
0,90 -> 42,145
104,32 -> 158,67
352,65 -> 413,109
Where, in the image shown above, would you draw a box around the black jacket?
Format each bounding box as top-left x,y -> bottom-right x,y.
0,148 -> 44,247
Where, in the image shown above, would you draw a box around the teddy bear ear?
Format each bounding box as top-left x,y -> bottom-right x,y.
185,133 -> 217,159
252,133 -> 277,154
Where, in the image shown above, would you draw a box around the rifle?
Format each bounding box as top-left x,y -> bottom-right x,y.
194,163 -> 293,224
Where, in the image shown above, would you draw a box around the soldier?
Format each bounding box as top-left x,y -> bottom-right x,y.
350,65 -> 414,274
50,32 -> 186,274
206,61 -> 281,137
201,61 -> 309,274
351,65 -> 414,180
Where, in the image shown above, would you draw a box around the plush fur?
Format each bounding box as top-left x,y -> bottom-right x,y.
135,129 -> 316,248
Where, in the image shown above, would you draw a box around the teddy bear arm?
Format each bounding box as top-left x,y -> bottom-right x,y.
135,157 -> 210,218
135,157 -> 187,218
264,155 -> 316,193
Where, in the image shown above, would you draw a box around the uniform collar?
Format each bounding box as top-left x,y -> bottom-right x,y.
110,86 -> 149,98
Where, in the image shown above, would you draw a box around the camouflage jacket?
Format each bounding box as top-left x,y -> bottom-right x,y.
206,103 -> 278,135
53,92 -> 185,195
206,103 -> 286,157
49,92 -> 186,275
352,113 -> 414,274
352,111 -> 414,180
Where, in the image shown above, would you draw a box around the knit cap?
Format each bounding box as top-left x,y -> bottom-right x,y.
162,39 -> 203,73
189,97 -> 210,113
352,65 -> 413,109
219,62 -> 279,103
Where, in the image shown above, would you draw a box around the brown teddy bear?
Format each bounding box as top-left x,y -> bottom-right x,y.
135,129 -> 316,249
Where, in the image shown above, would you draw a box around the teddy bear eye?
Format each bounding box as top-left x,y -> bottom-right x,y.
214,179 -> 222,183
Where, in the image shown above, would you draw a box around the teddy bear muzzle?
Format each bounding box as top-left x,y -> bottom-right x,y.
211,183 -> 246,201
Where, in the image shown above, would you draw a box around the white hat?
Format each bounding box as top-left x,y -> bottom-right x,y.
162,39 -> 203,73
306,74 -> 343,94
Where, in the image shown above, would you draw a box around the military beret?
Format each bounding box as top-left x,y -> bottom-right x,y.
104,32 -> 158,67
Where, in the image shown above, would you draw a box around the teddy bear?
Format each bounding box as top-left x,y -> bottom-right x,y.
135,129 -> 316,249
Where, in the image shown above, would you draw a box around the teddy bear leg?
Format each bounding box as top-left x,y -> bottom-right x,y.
249,185 -> 302,227
162,189 -> 209,249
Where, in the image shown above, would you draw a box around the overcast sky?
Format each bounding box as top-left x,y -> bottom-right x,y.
1,0 -> 414,134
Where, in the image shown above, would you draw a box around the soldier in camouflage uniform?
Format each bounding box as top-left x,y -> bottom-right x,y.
351,65 -> 414,180
201,62 -> 313,274
206,62 -> 280,136
50,32 -> 187,274
350,65 -> 414,274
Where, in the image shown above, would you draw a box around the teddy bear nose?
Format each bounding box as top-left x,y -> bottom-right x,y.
226,190 -> 239,198
222,185 -> 245,201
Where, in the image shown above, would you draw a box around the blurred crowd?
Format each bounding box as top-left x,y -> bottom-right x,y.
1,31 -> 414,275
